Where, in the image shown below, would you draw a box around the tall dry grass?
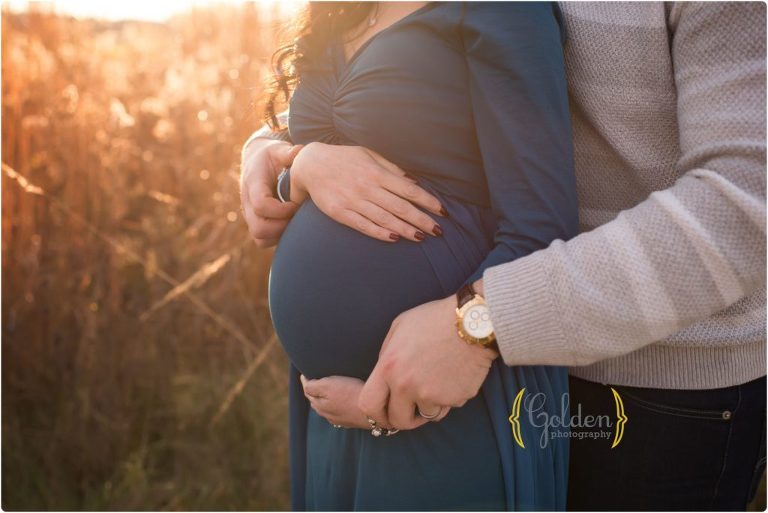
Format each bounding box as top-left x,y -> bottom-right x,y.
2,4 -> 295,509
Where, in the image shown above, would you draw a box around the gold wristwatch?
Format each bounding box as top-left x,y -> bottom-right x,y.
455,283 -> 498,350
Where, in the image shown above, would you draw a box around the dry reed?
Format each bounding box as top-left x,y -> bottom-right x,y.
3,3 -> 294,510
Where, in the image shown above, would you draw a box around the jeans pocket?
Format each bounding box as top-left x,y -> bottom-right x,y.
616,388 -> 733,421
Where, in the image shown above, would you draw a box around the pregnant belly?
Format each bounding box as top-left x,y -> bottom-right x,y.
269,200 -> 447,379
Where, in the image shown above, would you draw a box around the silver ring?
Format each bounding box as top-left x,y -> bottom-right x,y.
417,405 -> 443,420
332,424 -> 342,429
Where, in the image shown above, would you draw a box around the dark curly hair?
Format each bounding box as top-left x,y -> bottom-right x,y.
264,2 -> 377,130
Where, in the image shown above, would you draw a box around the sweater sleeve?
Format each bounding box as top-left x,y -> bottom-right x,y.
241,109 -> 292,155
484,2 -> 767,367
462,2 -> 579,284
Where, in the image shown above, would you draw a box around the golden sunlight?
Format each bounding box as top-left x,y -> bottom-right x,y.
4,0 -> 305,21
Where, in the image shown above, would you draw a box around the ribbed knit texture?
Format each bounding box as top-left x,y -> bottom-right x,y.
484,2 -> 766,389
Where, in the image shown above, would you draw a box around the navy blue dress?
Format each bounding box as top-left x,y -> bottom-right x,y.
269,2 -> 578,510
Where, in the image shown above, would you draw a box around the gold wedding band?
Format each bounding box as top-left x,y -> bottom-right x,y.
417,405 -> 443,420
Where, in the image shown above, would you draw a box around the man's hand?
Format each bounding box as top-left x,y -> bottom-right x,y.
358,290 -> 497,430
240,139 -> 303,248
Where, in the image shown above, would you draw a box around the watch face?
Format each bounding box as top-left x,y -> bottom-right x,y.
462,304 -> 493,339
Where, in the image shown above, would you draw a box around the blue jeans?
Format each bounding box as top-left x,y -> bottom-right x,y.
567,375 -> 766,510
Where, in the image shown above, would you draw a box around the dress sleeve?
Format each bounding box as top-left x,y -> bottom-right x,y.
461,2 -> 579,283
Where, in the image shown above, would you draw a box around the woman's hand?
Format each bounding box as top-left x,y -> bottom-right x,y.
290,143 -> 447,243
300,375 -> 376,429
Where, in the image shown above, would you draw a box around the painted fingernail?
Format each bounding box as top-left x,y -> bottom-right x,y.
414,231 -> 426,241
439,207 -> 449,217
432,225 -> 443,236
389,233 -> 400,241
403,173 -> 418,182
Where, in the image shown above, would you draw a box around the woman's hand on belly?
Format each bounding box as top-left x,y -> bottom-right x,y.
300,375 -> 386,429
291,142 -> 447,242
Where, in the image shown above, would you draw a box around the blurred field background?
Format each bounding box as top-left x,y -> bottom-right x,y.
2,2 -> 300,509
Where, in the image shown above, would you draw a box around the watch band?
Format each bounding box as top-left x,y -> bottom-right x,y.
276,167 -> 291,203
456,282 -> 476,308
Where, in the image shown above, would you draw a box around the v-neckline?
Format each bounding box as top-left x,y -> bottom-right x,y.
336,2 -> 436,76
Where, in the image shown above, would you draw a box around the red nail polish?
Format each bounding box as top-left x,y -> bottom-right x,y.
439,207 -> 449,217
432,225 -> 443,236
414,231 -> 426,241
389,233 -> 400,241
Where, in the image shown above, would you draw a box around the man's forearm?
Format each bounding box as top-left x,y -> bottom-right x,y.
482,3 -> 766,368
240,110 -> 292,167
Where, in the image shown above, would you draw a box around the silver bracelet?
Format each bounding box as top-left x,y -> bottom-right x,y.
366,416 -> 399,437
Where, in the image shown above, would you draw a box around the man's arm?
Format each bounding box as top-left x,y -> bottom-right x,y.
240,110 -> 291,166
484,2 -> 766,367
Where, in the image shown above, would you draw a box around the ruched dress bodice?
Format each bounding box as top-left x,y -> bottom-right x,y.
267,3 -> 578,510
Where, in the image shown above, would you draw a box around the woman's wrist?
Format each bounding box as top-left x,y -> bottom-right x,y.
289,142 -> 319,204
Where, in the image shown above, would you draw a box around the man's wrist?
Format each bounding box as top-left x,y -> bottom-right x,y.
241,136 -> 289,170
471,279 -> 498,355
241,131 -> 265,158
454,279 -> 497,353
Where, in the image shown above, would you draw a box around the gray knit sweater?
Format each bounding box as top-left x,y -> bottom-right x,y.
252,2 -> 766,390
484,1 -> 766,389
